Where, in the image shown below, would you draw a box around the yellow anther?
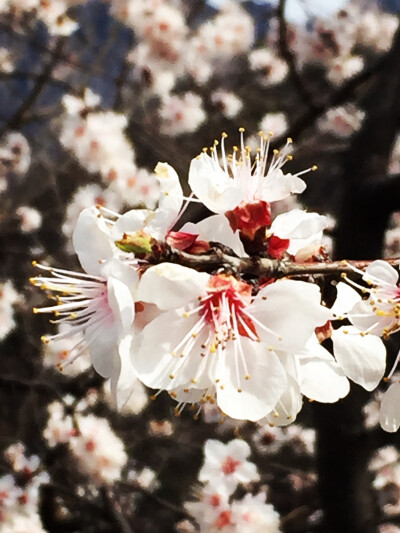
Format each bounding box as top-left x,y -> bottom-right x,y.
210,344 -> 217,353
287,137 -> 293,143
312,165 -> 318,171
32,260 -> 37,267
33,307 -> 39,314
169,374 -> 174,379
41,335 -> 49,344
222,132 -> 228,138
183,312 -> 189,318
238,127 -> 245,132
245,374 -> 250,380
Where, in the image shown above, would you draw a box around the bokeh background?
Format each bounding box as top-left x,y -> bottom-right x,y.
1,1 -> 400,531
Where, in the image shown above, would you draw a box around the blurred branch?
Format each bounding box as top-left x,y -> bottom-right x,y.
0,37 -> 65,135
277,0 -> 318,112
273,47 -> 390,149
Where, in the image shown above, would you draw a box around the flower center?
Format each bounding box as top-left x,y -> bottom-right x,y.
200,275 -> 258,344
221,455 -> 241,475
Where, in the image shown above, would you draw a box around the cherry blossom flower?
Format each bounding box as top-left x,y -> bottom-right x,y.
69,413 -> 127,484
189,132 -> 310,217
31,207 -> 138,407
133,263 -> 331,421
199,439 -> 259,495
344,260 -> 400,340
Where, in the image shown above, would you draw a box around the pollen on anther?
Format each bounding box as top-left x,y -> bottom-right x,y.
312,165 -> 318,171
245,374 -> 250,380
32,260 -> 38,267
41,335 -> 49,344
169,374 -> 174,379
183,312 -> 189,318
238,127 -> 245,133
191,378 -> 197,384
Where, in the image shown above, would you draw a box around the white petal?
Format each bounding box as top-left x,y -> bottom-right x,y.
330,282 -> 361,317
298,336 -> 350,403
87,323 -> 119,378
250,279 -> 332,352
348,299 -> 393,336
132,310 -> 212,390
73,207 -> 115,275
107,276 -> 135,332
264,375 -> 303,426
215,340 -> 287,421
332,326 -> 386,391
189,154 -> 244,214
380,381 -> 400,432
270,209 -> 326,255
149,162 -> 183,235
112,209 -> 153,240
261,169 -> 306,202
364,259 -> 399,286
180,214 -> 246,257
137,263 -> 209,310
110,334 -> 139,409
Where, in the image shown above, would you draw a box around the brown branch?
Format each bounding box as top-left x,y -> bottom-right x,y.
150,247 -> 400,279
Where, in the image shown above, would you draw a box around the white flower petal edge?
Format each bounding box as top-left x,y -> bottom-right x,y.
332,326 -> 386,391
73,206 -> 115,276
380,381 -> 400,432
264,375 -> 303,427
297,335 -> 350,403
269,209 -> 327,255
112,162 -> 183,240
330,281 -> 361,317
250,279 -> 332,352
110,334 -> 140,409
364,259 -> 399,286
215,339 -> 287,422
137,263 -> 210,310
189,153 -> 244,214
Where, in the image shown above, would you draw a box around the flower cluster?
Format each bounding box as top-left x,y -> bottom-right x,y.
185,439 -> 281,532
0,443 -> 49,532
32,132 -> 396,430
44,401 -> 128,484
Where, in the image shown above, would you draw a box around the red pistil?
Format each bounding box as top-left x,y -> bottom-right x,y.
200,276 -> 258,340
222,455 -> 241,475
216,510 -> 232,530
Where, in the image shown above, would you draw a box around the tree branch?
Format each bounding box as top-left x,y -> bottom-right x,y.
149,247 -> 399,278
